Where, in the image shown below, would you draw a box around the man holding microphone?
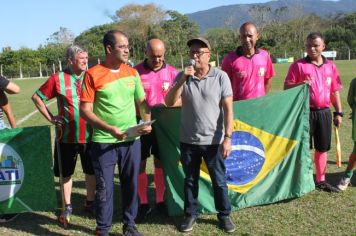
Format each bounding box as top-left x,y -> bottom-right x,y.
165,37 -> 235,233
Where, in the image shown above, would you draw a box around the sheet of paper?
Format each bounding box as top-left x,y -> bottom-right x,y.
125,120 -> 155,138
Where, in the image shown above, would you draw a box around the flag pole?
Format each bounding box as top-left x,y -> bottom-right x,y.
55,125 -> 68,228
334,126 -> 342,168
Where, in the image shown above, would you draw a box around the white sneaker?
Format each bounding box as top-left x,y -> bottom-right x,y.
337,177 -> 351,191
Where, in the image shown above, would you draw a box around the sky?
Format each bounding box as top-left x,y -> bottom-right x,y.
0,0 -> 338,50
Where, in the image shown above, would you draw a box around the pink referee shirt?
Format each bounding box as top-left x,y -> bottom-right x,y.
135,61 -> 178,107
285,56 -> 342,108
221,47 -> 275,101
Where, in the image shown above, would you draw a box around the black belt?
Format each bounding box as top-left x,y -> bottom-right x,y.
310,107 -> 329,111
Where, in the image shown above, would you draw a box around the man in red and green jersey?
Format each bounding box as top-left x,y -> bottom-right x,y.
32,45 -> 96,225
80,30 -> 151,236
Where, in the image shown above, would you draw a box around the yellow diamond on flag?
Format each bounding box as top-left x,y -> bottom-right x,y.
199,119 -> 298,194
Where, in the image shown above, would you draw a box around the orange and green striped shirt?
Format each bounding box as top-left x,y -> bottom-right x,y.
81,63 -> 145,143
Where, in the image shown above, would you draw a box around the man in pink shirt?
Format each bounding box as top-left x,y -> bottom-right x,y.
222,22 -> 275,101
134,38 -> 178,219
284,32 -> 342,193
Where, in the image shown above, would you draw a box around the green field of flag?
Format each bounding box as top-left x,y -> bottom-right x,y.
154,84 -> 315,216
0,126 -> 56,214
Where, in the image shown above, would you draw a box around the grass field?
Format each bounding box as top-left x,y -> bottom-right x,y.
1,60 -> 356,235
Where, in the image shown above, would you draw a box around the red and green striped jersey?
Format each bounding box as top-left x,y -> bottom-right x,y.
36,72 -> 91,143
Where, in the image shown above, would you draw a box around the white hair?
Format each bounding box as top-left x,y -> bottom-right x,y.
66,45 -> 87,61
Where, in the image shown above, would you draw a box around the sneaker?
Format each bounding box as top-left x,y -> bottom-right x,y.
84,200 -> 95,215
155,202 -> 167,215
95,228 -> 109,236
123,225 -> 142,236
0,214 -> 19,223
315,181 -> 340,193
59,205 -> 72,225
179,215 -> 197,232
136,203 -> 152,221
218,215 -> 236,233
337,177 -> 351,191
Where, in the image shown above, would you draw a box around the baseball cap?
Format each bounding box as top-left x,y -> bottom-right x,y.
187,37 -> 211,50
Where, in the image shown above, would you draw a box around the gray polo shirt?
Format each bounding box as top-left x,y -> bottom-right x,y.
174,66 -> 232,145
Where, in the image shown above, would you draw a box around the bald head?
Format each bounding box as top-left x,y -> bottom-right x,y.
146,38 -> 165,52
145,38 -> 166,71
239,22 -> 258,34
239,22 -> 259,56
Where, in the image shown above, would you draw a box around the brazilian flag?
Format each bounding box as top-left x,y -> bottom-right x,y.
0,126 -> 56,214
153,84 -> 314,216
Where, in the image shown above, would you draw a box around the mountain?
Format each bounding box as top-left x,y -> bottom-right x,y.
186,0 -> 356,32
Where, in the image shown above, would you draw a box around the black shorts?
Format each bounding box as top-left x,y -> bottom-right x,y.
54,142 -> 95,178
140,127 -> 160,160
310,108 -> 332,152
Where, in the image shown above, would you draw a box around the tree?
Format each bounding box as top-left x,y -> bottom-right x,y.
16,48 -> 43,77
335,12 -> 356,32
205,28 -> 237,60
0,49 -> 17,77
159,10 -> 199,67
47,27 -> 75,45
0,48 -> 43,78
248,5 -> 272,32
112,3 -> 167,60
74,23 -> 117,65
74,6 -> 199,68
325,26 -> 355,47
260,12 -> 326,59
324,12 -> 356,54
38,44 -> 67,75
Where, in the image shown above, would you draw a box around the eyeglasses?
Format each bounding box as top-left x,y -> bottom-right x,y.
116,44 -> 132,50
188,50 -> 210,57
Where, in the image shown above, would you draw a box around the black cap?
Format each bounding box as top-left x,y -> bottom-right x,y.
187,37 -> 211,50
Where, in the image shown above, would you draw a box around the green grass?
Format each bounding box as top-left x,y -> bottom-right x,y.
1,61 -> 356,235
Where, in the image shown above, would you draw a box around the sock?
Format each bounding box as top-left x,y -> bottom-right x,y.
314,151 -> 327,183
154,167 -> 165,203
64,204 -> 72,213
138,172 -> 148,204
345,170 -> 354,179
345,153 -> 356,178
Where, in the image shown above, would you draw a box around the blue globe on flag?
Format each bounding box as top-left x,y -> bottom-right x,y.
225,131 -> 265,185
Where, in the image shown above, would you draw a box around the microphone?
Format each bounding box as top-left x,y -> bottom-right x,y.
126,59 -> 134,67
185,59 -> 195,83
187,59 -> 195,67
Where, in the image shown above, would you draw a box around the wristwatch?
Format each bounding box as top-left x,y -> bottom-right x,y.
333,112 -> 344,117
224,134 -> 232,139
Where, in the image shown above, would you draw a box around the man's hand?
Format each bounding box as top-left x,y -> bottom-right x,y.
333,115 -> 342,128
109,126 -> 128,141
303,75 -> 313,85
183,65 -> 195,78
221,138 -> 232,159
51,115 -> 65,126
137,125 -> 152,135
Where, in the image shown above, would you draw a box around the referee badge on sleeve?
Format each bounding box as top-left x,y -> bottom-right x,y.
258,67 -> 265,77
162,82 -> 170,92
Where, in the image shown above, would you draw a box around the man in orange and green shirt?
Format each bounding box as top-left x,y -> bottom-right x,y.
80,30 -> 151,236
